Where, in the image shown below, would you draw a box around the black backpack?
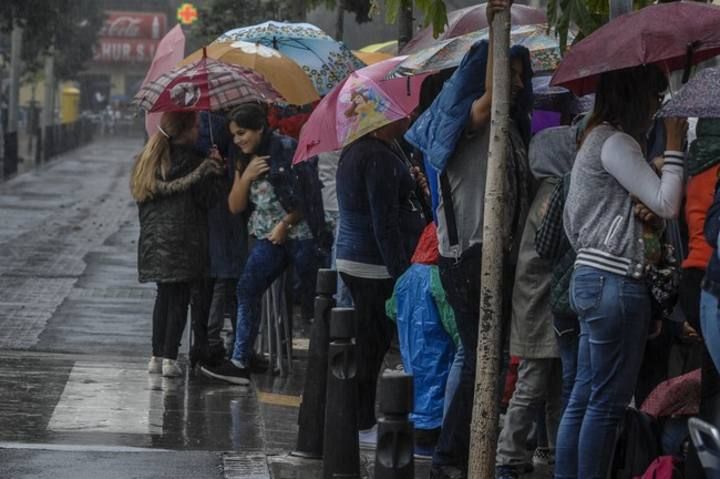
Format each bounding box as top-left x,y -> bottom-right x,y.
609,408 -> 663,479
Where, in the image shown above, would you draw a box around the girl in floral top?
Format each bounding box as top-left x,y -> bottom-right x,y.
200,102 -> 317,385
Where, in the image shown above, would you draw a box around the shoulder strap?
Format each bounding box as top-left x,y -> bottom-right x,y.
440,171 -> 459,248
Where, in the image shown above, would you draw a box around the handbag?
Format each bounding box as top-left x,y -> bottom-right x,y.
645,242 -> 681,318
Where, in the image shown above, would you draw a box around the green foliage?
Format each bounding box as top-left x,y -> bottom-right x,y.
191,0 -> 322,46
306,0 -> 375,23
386,0 -> 448,37
547,0 -> 654,52
0,0 -> 105,80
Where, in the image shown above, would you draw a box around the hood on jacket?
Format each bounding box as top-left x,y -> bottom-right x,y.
405,40 -> 534,174
528,125 -> 579,179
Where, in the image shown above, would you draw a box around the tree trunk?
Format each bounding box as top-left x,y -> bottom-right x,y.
467,8 -> 511,479
398,0 -> 413,51
335,0 -> 345,42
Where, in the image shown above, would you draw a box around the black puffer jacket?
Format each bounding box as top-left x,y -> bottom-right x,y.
137,144 -> 223,283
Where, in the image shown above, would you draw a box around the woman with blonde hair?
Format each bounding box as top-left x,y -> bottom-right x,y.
131,110 -> 223,378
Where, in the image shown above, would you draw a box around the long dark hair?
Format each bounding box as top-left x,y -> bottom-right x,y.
228,102 -> 268,132
583,65 -> 668,145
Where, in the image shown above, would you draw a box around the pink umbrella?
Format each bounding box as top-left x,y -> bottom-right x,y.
293,56 -> 429,164
400,3 -> 546,55
142,24 -> 186,138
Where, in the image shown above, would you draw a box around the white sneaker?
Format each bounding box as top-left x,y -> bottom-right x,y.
359,424 -> 378,447
148,356 -> 162,374
162,358 -> 183,378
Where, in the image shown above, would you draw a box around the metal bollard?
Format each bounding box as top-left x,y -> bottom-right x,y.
321,307 -> 360,479
375,372 -> 414,479
293,269 -> 337,459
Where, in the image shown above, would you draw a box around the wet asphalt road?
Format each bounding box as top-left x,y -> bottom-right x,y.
0,137 -> 304,478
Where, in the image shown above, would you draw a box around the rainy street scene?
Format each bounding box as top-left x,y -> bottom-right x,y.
1,0 -> 720,478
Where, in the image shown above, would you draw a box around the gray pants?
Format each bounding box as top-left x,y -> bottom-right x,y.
496,357 -> 563,466
208,278 -> 237,350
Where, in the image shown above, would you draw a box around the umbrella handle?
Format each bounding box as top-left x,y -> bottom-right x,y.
682,41 -> 699,85
208,112 -> 215,146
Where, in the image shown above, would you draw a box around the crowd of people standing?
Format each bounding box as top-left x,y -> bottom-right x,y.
129,2 -> 720,479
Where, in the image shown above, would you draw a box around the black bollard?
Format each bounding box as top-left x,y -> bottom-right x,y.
375,372 -> 414,479
293,269 -> 337,459
321,308 -> 360,479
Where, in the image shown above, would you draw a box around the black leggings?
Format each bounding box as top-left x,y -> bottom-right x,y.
340,273 -> 395,430
152,282 -> 191,360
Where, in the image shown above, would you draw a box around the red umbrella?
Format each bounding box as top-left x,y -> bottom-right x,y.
551,2 -> 720,96
400,3 -> 546,54
640,369 -> 701,418
134,52 -> 282,113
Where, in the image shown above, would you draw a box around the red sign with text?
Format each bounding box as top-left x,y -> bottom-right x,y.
93,11 -> 167,64
93,39 -> 159,64
100,11 -> 167,40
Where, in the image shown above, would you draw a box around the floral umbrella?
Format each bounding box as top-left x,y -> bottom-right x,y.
387,24 -> 575,79
216,21 -> 365,96
659,66 -> 720,118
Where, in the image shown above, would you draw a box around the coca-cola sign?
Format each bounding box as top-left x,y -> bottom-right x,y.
100,11 -> 167,40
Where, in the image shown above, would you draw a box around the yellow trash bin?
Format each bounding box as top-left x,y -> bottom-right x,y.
60,87 -> 80,124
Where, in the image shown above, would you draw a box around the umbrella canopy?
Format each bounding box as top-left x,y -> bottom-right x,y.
354,50 -> 394,65
293,56 -> 429,164
640,369 -> 701,418
216,21 -> 365,95
388,24 -> 572,79
141,24 -> 186,137
359,40 -> 398,54
181,41 -> 320,105
551,2 -> 720,96
400,3 -> 546,54
134,55 -> 281,112
660,66 -> 720,118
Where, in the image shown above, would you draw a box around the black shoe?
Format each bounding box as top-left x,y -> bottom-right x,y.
200,360 -> 250,385
189,347 -> 208,369
205,347 -> 227,368
248,352 -> 270,373
429,465 -> 465,479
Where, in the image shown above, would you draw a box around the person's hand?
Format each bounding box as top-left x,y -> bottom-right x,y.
208,145 -> 223,164
633,200 -> 657,224
487,0 -> 512,25
651,156 -> 664,174
648,320 -> 663,340
682,321 -> 699,339
242,155 -> 270,181
267,221 -> 289,245
664,117 -> 688,152
410,166 -> 430,197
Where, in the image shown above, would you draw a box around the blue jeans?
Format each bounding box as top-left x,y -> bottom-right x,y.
701,290 -> 720,375
554,315 -> 579,412
555,266 -> 650,479
443,343 -> 464,420
232,238 -> 317,364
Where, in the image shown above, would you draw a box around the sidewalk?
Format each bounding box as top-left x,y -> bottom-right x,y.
0,136 -> 553,479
